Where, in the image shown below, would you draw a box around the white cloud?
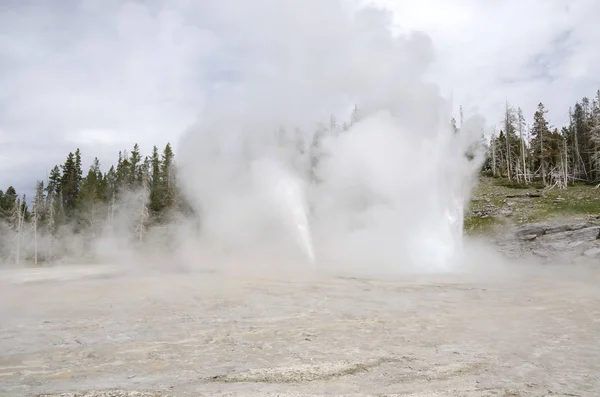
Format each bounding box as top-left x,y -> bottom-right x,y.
0,0 -> 215,194
1,0 -> 599,195
377,0 -> 600,128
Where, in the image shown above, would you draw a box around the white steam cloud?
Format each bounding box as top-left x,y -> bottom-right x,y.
177,0 -> 486,275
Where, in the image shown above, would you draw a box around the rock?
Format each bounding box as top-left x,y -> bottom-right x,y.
583,248 -> 600,258
516,225 -> 547,239
571,226 -> 600,241
504,222 -> 600,261
519,234 -> 538,241
516,223 -> 597,240
548,241 -> 585,250
545,223 -> 588,234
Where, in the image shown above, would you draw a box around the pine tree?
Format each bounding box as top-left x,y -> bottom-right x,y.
61,151 -> 82,213
47,166 -> 62,196
0,186 -> 17,217
149,146 -> 162,213
105,166 -> 118,202
52,191 -> 65,231
116,150 -> 132,190
75,148 -> 83,188
160,143 -> 175,211
141,156 -> 150,190
309,124 -> 327,183
530,102 -> 551,184
329,114 -> 338,132
495,129 -> 505,175
80,158 -> 102,202
79,158 -> 104,231
571,103 -> 589,179
130,143 -> 143,187
450,117 -> 458,134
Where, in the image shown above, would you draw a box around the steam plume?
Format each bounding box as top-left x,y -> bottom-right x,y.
177,0 -> 486,274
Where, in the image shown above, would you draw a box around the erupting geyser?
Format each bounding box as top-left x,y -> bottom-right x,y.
306,111 -> 483,272
177,0 -> 486,273
272,171 -> 316,265
251,158 -> 315,264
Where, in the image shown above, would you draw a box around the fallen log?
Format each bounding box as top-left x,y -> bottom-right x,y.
505,193 -> 542,198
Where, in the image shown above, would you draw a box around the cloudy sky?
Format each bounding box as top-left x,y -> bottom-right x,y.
1,0 -> 599,196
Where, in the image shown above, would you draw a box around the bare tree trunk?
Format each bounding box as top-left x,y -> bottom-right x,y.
572,111 -> 588,179
518,111 -> 528,184
540,128 -> 546,185
505,134 -> 512,181
594,140 -> 599,179
564,136 -> 569,186
33,205 -> 38,265
109,193 -> 116,231
491,133 -> 497,177
47,196 -> 55,262
504,103 -> 513,181
138,171 -> 150,244
15,198 -> 23,265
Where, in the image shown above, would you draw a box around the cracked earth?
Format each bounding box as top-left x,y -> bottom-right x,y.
1,263 -> 599,397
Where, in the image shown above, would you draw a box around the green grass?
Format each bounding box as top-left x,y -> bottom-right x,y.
492,178 -> 531,189
463,215 -> 501,236
464,176 -> 600,234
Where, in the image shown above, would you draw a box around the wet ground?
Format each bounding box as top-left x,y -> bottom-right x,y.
1,263 -> 599,396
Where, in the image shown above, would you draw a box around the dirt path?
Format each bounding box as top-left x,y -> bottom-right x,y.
1,265 -> 599,396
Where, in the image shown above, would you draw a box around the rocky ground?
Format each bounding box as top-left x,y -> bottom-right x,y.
466,177 -> 600,234
1,263 -> 600,397
466,177 -> 600,261
2,177 -> 600,397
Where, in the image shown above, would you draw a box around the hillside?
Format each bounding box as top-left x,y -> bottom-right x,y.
466,176 -> 600,235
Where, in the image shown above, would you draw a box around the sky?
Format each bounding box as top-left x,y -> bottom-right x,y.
1,0 -> 599,197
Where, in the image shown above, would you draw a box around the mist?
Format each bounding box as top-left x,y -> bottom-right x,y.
4,4 -> 600,396
1,0 -> 492,277
177,0 -> 487,275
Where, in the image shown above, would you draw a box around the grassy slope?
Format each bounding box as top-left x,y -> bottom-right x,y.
465,177 -> 600,236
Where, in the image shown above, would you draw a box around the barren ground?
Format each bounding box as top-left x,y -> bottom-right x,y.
1,263 -> 600,397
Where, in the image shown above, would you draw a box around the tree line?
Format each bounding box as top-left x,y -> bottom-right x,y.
2,90 -> 599,264
482,89 -> 600,188
0,143 -> 181,264
0,106 -> 363,265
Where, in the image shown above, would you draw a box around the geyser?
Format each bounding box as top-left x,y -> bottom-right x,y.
177,0 -> 485,273
309,110 -> 483,272
251,158 -> 315,264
